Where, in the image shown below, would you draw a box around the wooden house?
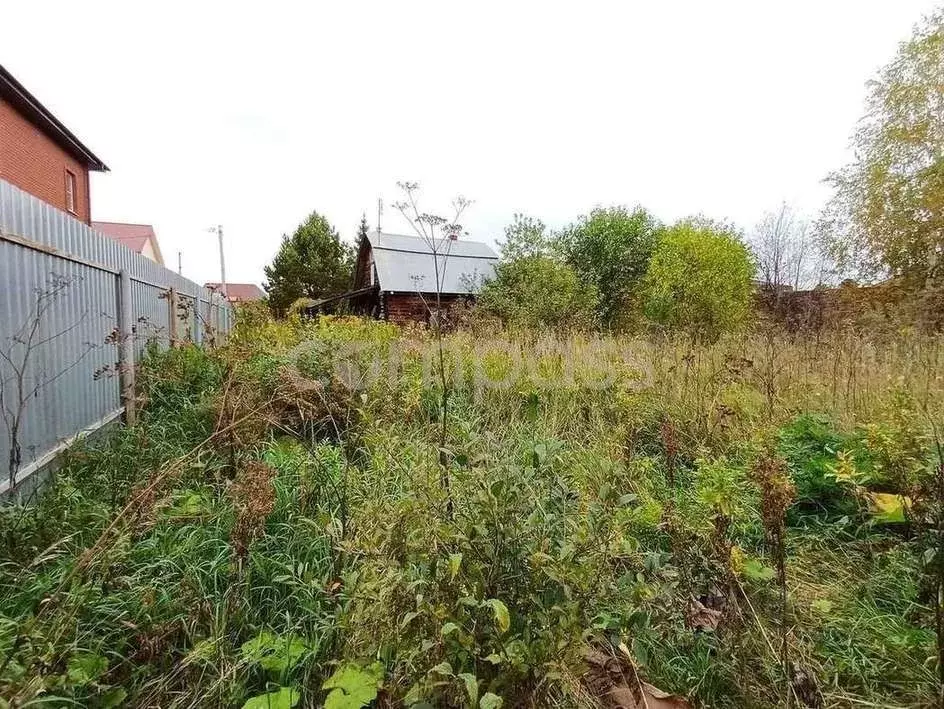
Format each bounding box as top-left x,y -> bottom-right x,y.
307,230 -> 498,324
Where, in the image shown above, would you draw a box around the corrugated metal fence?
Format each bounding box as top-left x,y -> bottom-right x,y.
0,179 -> 232,496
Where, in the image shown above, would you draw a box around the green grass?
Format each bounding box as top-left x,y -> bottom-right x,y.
0,317 -> 941,707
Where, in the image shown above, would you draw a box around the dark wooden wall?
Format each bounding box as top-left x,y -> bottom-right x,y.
384,293 -> 468,325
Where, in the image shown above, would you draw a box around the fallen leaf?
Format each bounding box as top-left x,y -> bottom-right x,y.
582,646 -> 692,709
790,662 -> 823,708
867,492 -> 910,524
606,681 -> 692,709
686,597 -> 722,632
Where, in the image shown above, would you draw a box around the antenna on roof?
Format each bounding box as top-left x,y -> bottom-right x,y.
376,198 -> 383,243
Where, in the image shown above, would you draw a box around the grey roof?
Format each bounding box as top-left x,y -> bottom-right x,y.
367,231 -> 498,294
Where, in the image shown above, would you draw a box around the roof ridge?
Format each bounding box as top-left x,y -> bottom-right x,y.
92,220 -> 155,227
369,230 -> 496,252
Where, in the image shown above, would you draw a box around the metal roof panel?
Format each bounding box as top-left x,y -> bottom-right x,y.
367,231 -> 498,294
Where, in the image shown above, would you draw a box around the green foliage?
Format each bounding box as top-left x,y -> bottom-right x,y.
820,11 -> 944,283
356,213 -> 370,243
66,651 -> 108,685
695,456 -> 750,522
264,211 -> 354,316
0,317 -> 941,707
232,300 -> 276,344
742,558 -> 776,583
241,632 -> 311,675
642,218 -> 755,341
322,662 -> 384,709
496,213 -> 551,261
556,206 -> 661,329
479,256 -> 598,331
242,686 -> 300,709
479,692 -> 503,709
777,414 -> 869,512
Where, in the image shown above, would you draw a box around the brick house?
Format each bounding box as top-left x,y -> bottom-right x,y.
307,231 -> 498,324
0,64 -> 108,224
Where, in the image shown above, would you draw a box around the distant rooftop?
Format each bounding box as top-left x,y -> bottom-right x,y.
92,221 -> 164,265
205,283 -> 266,302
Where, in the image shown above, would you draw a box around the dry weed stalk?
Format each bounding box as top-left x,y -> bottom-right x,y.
914,420 -> 944,709
229,460 -> 277,558
660,416 -> 678,486
751,452 -> 797,707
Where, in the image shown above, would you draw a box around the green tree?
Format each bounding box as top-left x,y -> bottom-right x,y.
263,211 -> 354,316
479,256 -> 598,331
497,213 -> 551,261
819,11 -> 944,284
357,212 -> 370,243
556,206 -> 661,329
643,218 -> 755,342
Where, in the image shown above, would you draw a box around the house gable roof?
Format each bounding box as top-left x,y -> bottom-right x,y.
92,221 -> 164,264
0,64 -> 108,172
366,230 -> 498,295
205,283 -> 266,301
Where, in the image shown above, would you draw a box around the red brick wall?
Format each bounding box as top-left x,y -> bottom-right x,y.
0,97 -> 92,223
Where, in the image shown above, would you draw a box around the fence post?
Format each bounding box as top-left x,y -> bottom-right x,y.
168,286 -> 179,347
194,292 -> 203,346
117,269 -> 136,426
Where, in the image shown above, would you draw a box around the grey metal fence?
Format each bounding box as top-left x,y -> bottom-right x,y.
0,179 -> 232,496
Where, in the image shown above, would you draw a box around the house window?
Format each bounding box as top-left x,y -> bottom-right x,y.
65,170 -> 77,214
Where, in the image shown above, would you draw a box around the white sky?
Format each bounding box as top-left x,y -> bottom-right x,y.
3,1 -> 940,287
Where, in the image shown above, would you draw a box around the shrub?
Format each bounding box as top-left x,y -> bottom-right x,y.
643,219 -> 755,342
478,256 -> 598,331
776,414 -> 871,513
556,206 -> 661,329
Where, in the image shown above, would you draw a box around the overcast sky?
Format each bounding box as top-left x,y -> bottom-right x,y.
4,1 -> 940,287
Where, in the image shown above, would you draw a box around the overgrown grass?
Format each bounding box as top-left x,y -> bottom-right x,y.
0,316 -> 941,707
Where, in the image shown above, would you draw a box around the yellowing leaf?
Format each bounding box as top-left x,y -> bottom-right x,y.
448,553 -> 463,580
458,672 -> 478,706
483,599 -> 510,634
480,692 -> 503,709
430,661 -> 453,676
867,492 -> 910,524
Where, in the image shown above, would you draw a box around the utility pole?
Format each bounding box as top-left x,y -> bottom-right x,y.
177,251 -> 182,275
206,225 -> 226,298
